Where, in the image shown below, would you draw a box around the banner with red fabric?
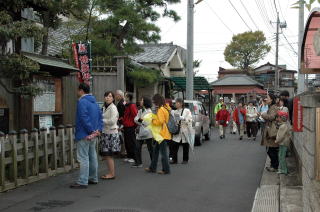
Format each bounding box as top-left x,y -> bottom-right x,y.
293,96 -> 303,132
72,42 -> 91,85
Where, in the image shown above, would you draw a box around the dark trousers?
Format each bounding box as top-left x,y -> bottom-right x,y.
172,141 -> 189,163
267,147 -> 279,169
168,141 -> 175,159
149,140 -> 170,173
123,127 -> 137,159
135,138 -> 154,165
246,121 -> 258,138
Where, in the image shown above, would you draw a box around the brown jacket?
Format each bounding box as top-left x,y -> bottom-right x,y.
261,104 -> 279,147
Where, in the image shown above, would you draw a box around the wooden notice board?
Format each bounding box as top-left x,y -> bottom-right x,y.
316,108 -> 320,180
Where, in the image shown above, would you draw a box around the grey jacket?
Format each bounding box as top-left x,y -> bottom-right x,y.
275,122 -> 292,147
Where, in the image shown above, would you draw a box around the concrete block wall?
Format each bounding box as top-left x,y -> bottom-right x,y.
293,92 -> 320,212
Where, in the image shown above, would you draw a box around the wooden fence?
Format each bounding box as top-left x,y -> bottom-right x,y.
0,125 -> 77,192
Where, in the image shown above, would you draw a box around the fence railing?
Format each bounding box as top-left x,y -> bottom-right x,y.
0,125 -> 77,192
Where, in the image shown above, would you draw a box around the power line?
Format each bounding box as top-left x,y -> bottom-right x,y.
205,1 -> 234,34
268,0 -> 278,19
239,0 -> 259,30
277,0 -> 286,20
254,0 -> 274,33
258,0 -> 272,24
227,0 -> 252,31
282,32 -> 298,55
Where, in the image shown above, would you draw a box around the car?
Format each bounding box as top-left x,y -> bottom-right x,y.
172,100 -> 211,146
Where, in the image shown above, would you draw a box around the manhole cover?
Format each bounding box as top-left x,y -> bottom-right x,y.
94,209 -> 141,212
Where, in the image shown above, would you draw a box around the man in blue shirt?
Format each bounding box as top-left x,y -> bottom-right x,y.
70,83 -> 103,189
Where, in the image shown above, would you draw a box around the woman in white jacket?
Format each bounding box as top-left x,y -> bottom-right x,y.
100,91 -> 120,180
132,96 -> 154,168
171,98 -> 193,164
246,101 -> 258,141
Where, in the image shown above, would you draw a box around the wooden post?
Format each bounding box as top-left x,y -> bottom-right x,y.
31,128 -> 39,176
40,127 -> 49,174
66,125 -> 74,168
9,131 -> 18,186
20,129 -> 29,181
0,131 -> 5,189
58,125 -> 66,168
50,126 -> 57,170
116,56 -> 126,91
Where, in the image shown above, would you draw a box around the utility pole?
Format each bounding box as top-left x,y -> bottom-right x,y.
186,0 -> 194,100
297,0 -> 305,94
275,12 -> 280,91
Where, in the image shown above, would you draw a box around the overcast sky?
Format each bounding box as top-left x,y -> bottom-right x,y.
156,0 -> 314,82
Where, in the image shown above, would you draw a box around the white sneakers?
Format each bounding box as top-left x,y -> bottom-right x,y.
123,158 -> 135,163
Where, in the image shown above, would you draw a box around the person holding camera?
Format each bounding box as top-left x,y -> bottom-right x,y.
171,98 -> 193,164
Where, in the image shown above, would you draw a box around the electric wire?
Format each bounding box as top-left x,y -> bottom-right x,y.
277,0 -> 286,20
205,1 -> 234,34
282,32 -> 298,55
254,0 -> 274,33
239,0 -> 259,30
227,0 -> 252,31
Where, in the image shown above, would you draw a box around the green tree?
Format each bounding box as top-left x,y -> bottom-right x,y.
67,0 -> 181,87
292,0 -> 320,10
0,9 -> 43,96
224,31 -> 271,72
84,0 -> 180,57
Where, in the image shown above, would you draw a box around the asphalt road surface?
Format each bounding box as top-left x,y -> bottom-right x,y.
0,128 -> 266,212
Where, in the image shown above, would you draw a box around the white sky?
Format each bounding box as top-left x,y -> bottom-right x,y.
156,0 -> 315,82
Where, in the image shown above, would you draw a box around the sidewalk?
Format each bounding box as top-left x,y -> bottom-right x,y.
251,150 -> 303,212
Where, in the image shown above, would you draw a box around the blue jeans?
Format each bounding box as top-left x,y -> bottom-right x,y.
149,140 -> 170,173
77,138 -> 98,185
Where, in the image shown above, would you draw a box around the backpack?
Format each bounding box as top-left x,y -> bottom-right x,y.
164,107 -> 179,135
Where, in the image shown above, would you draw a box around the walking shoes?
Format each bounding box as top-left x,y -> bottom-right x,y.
69,183 -> 88,189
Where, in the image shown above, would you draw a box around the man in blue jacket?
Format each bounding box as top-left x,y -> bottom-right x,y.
70,83 -> 103,189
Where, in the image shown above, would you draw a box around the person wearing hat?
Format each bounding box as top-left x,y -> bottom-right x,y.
275,111 -> 292,175
215,104 -> 230,139
228,99 -> 237,134
214,97 -> 225,115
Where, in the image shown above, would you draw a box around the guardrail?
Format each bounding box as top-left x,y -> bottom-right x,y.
0,125 -> 77,192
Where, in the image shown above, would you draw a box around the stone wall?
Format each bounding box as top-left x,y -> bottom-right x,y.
293,92 -> 320,212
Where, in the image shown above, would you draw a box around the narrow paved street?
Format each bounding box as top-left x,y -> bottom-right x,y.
0,129 -> 266,212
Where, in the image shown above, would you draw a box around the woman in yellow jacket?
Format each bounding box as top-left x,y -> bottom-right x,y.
145,94 -> 171,174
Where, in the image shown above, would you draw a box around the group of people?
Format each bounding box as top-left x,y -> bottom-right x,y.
214,90 -> 293,175
70,83 -> 194,189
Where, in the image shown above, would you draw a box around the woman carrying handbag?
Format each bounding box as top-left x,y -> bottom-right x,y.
132,96 -> 154,168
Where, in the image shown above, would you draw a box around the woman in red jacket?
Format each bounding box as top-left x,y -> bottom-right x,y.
215,104 -> 230,139
123,93 -> 138,163
233,102 -> 247,140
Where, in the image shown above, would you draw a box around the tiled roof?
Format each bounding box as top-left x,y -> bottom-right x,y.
37,22 -> 86,56
210,74 -> 264,87
131,43 -> 181,64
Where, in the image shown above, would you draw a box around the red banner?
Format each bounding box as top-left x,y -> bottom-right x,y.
72,42 -> 91,85
293,96 -> 303,132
